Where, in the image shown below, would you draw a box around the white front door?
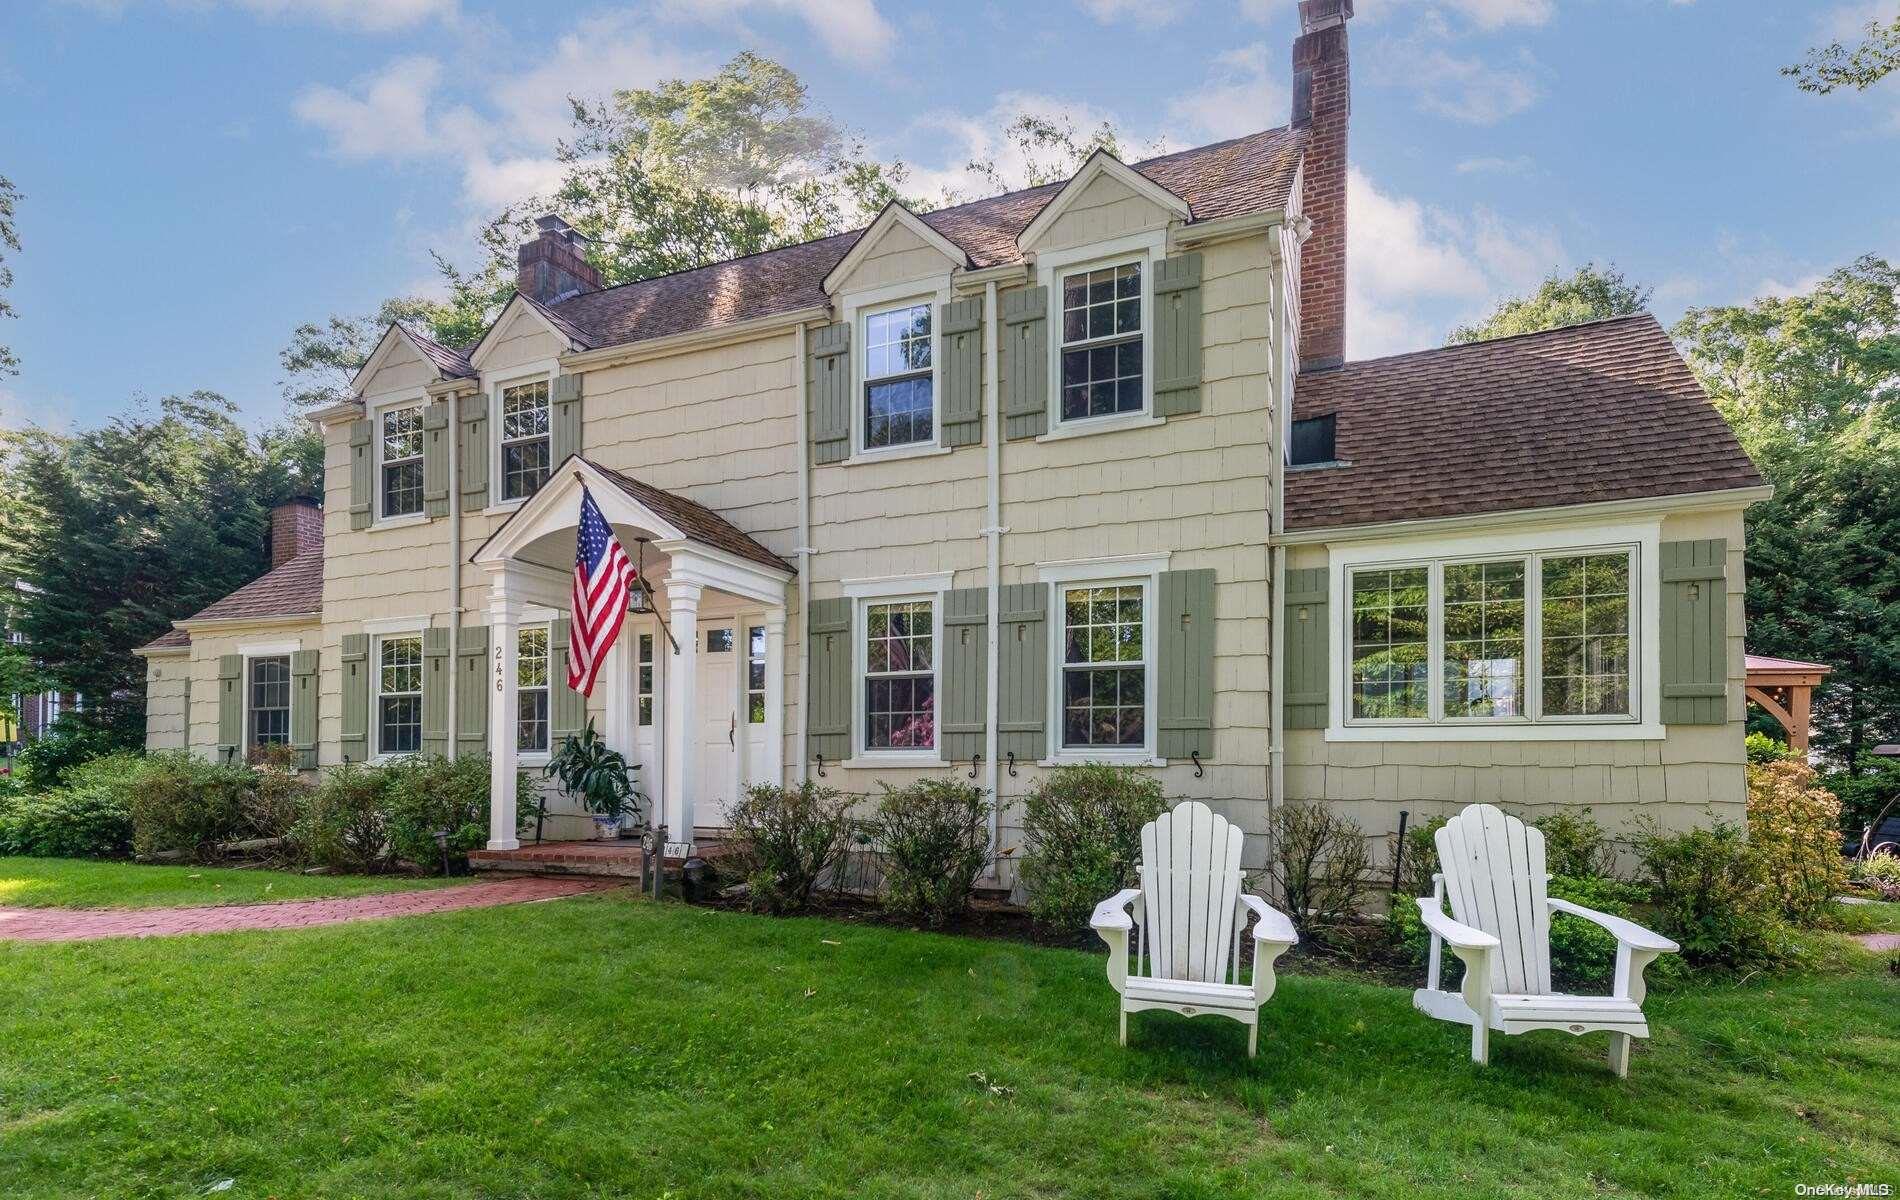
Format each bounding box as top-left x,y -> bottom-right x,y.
695,622 -> 738,823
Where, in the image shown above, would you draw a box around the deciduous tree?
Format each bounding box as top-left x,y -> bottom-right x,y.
1448,263 -> 1649,344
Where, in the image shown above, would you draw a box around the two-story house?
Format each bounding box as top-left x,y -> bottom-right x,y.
137,0 -> 1767,876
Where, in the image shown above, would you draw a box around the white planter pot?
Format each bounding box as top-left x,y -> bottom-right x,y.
594,815 -> 620,840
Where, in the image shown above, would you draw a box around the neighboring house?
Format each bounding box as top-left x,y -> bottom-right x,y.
4,580 -> 83,750
136,0 -> 1766,871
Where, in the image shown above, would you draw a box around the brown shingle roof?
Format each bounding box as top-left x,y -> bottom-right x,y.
1285,315 -> 1765,532
589,461 -> 791,574
404,325 -> 474,378
136,547 -> 324,653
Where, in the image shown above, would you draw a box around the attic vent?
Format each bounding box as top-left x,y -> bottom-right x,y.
1288,413 -> 1337,467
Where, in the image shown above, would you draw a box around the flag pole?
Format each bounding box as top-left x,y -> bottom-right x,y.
575,471 -> 679,656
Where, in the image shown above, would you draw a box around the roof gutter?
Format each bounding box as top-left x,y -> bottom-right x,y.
1270,484 -> 1776,547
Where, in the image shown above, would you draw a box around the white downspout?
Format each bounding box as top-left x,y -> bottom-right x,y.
794,322 -> 813,783
447,387 -> 463,760
1268,232 -> 1291,828
981,281 -> 1004,865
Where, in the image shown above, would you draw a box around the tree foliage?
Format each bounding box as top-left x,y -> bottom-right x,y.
0,173 -> 21,376
1676,256 -> 1900,769
1448,263 -> 1650,344
1784,17 -> 1900,93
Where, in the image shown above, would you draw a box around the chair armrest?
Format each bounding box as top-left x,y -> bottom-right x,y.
1239,893 -> 1298,946
1415,897 -> 1499,951
1548,897 -> 1678,953
1090,888 -> 1142,934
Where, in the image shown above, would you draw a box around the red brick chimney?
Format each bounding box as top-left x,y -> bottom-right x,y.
517,214 -> 601,305
1292,0 -> 1352,372
270,498 -> 322,569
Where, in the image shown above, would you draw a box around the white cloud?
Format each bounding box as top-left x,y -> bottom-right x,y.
1077,0 -> 1184,29
903,92 -> 1174,203
487,12 -> 704,150
1168,43 -> 1288,140
1407,47 -> 1542,123
1752,271 -> 1831,301
293,56 -> 447,162
656,0 -> 896,62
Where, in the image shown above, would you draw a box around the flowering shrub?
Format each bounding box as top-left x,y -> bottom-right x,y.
1746,759 -> 1847,926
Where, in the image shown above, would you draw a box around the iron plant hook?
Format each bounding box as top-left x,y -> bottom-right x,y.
814,753 -> 826,778
1191,749 -> 1204,779
968,753 -> 982,780
1006,751 -> 1017,778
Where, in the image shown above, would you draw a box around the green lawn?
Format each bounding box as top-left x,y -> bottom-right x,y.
0,878 -> 1894,1199
0,856 -> 463,909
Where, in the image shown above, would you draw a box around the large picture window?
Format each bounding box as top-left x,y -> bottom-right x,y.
517,625 -> 549,754
862,302 -> 933,450
1060,583 -> 1147,749
1345,546 -> 1637,727
247,655 -> 291,748
863,600 -> 934,751
376,634 -> 423,756
499,380 -> 551,502
380,405 -> 424,519
1059,261 -> 1143,423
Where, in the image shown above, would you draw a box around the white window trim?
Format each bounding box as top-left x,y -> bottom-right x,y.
847,571 -> 952,766
362,615 -> 430,636
370,631 -> 426,762
368,391 -> 428,526
1037,229 -> 1167,437
516,620 -> 553,764
488,360 -> 560,510
241,648 -> 296,754
1038,554 -> 1165,766
839,278 -> 952,463
1325,520 -> 1665,742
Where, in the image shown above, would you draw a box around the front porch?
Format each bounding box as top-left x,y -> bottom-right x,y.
472,456 -> 795,857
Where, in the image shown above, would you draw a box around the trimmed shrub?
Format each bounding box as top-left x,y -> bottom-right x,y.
1746,760 -> 1848,926
15,721 -> 129,788
869,778 -> 991,927
0,785 -> 133,857
726,779 -> 855,913
293,765 -> 392,873
1266,801 -> 1372,942
128,753 -> 255,862
1533,808 -> 1618,880
383,754 -> 496,873
1633,818 -> 1792,970
1019,764 -> 1166,936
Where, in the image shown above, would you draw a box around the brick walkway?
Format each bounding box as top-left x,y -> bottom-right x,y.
1857,933 -> 1900,953
0,876 -> 619,943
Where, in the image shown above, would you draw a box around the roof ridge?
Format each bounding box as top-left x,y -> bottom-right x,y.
1327,312 -> 1659,372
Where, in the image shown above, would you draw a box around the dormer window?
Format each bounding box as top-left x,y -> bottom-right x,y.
862,302 -> 934,450
500,379 -> 552,501
1288,413 -> 1337,467
1059,261 -> 1144,422
379,404 -> 424,519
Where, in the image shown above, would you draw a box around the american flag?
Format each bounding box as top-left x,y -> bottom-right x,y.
568,486 -> 636,696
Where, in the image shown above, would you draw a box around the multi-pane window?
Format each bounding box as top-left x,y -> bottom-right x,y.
863,600 -> 934,751
1350,568 -> 1430,719
1059,262 -> 1143,423
1541,553 -> 1632,718
747,625 -> 767,724
380,405 -> 424,518
517,626 -> 549,753
500,380 -> 551,502
636,633 -> 655,727
376,635 -> 422,756
1060,584 -> 1147,749
247,655 -> 291,748
1442,562 -> 1526,718
862,303 -> 933,449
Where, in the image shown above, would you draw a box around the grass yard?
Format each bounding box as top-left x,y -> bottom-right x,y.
0,856 -> 464,909
0,876 -> 1895,1199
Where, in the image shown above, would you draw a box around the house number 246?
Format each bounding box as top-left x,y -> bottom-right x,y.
493,645 -> 504,693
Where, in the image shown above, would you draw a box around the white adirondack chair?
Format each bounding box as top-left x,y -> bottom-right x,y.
1413,803 -> 1679,1077
1091,801 -> 1298,1057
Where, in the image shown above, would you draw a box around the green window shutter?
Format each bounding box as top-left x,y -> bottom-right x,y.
348,419 -> 374,531
938,299 -> 984,448
1283,568 -> 1330,729
291,649 -> 319,770
340,633 -> 371,762
422,400 -> 451,518
1001,286 -> 1050,441
421,627 -> 451,757
458,392 -> 489,512
216,654 -> 243,764
1660,538 -> 1728,725
809,323 -> 852,465
551,374 -> 583,468
997,582 -> 1048,762
806,598 -> 852,764
549,618 -> 587,742
940,587 -> 988,764
1157,568 -> 1216,761
456,625 -> 490,754
1153,253 -> 1204,417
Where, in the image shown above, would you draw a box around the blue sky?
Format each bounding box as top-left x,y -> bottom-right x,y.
2,0 -> 1896,431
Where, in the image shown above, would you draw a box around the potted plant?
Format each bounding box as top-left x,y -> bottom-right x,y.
543,719 -> 638,839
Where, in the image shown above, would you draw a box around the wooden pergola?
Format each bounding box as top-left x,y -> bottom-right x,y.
1744,654 -> 1831,752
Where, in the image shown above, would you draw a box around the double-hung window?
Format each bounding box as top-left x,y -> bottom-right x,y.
1059,583 -> 1148,750
863,599 -> 934,751
499,380 -> 552,502
1059,261 -> 1143,423
517,625 -> 550,754
247,655 -> 291,749
380,405 -> 424,519
862,302 -> 933,450
375,634 -> 423,756
1345,546 -> 1636,728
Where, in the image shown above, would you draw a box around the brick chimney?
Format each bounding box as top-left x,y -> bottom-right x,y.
516,214 -> 601,305
1292,0 -> 1352,372
270,498 -> 322,569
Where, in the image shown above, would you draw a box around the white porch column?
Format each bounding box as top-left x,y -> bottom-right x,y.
661,578 -> 703,849
485,564 -> 523,851
604,618 -> 638,827
763,606 -> 787,786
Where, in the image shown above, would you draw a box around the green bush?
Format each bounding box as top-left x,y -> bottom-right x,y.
0,785 -> 134,857
1390,814 -> 1448,898
128,752 -> 256,862
1747,759 -> 1847,925
1266,801 -> 1372,942
383,754 -> 497,872
1533,808 -> 1618,879
1019,764 -> 1166,936
292,765 -> 392,872
14,721 -> 130,788
869,778 -> 991,927
726,779 -> 855,913
1745,731 -> 1796,765
1633,818 -> 1794,970
1850,850 -> 1900,901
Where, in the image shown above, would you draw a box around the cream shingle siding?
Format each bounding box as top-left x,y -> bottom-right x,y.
143,657 -> 188,750
830,220 -> 959,296
1023,171 -> 1173,255
171,622 -> 318,761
